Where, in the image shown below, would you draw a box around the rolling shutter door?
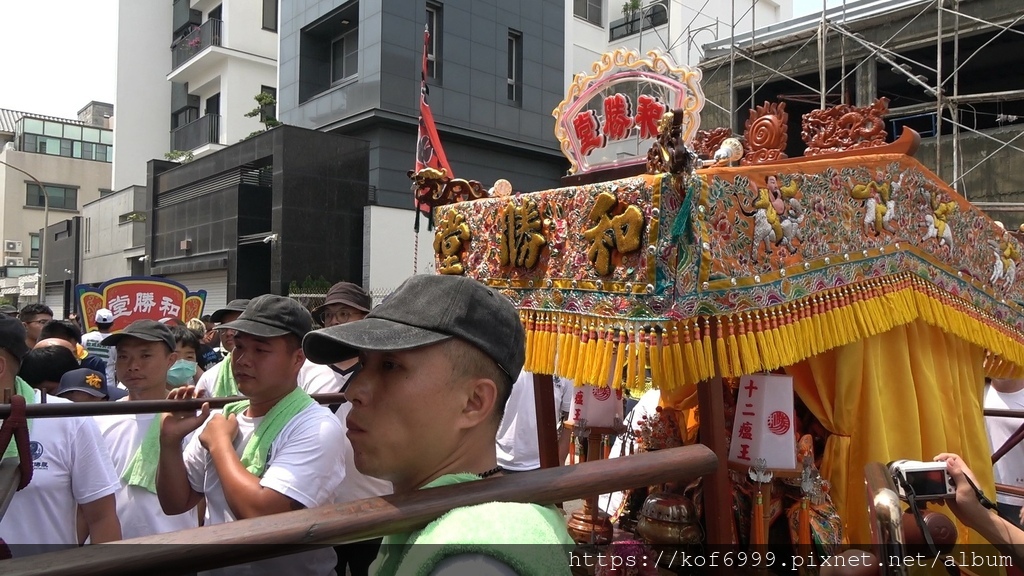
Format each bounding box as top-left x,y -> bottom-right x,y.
163,270 -> 228,317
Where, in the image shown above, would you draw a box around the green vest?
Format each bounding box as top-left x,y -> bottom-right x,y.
371,473 -> 574,576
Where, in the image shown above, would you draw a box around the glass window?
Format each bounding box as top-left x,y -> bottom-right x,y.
331,28 -> 358,83
507,30 -> 522,103
83,127 -> 100,143
29,234 -> 40,259
574,0 -> 602,26
73,141 -> 82,158
26,184 -> 45,207
41,137 -> 62,155
262,0 -> 277,31
43,121 -> 62,137
63,125 -> 82,140
23,134 -> 36,152
82,142 -> 94,160
426,4 -> 441,79
95,145 -> 108,163
60,140 -> 73,157
26,184 -> 78,210
100,130 -> 113,145
22,118 -> 44,134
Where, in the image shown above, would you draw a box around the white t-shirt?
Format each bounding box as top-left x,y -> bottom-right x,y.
0,392 -> 120,555
495,371 -> 568,472
195,360 -> 343,397
81,330 -> 115,386
985,385 -> 1024,505
93,408 -> 199,539
319,364 -> 393,502
183,401 -> 345,575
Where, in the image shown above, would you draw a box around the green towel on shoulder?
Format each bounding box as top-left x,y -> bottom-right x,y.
212,353 -> 238,397
120,414 -> 163,494
372,473 -> 574,576
2,377 -> 35,460
222,387 -> 313,478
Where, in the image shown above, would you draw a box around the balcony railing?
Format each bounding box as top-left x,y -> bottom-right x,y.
609,2 -> 669,42
171,114 -> 220,152
172,18 -> 222,70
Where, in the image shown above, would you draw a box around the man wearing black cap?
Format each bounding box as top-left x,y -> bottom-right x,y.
303,275 -> 572,575
0,315 -> 121,554
314,281 -> 390,576
157,295 -> 345,575
196,296 -> 343,398
0,304 -> 17,317
93,319 -> 198,539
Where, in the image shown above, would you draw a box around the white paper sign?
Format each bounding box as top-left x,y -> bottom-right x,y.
728,373 -> 796,470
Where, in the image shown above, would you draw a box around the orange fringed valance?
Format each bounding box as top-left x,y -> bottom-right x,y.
521,271 -> 1024,391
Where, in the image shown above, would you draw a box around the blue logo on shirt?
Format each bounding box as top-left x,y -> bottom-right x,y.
29,441 -> 43,461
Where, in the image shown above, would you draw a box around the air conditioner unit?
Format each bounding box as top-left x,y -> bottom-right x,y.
4,257 -> 24,266
27,259 -> 38,266
3,240 -> 22,253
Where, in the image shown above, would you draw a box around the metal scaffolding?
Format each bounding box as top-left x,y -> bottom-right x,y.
690,0 -> 1024,203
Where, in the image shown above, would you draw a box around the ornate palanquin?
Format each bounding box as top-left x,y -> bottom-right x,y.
433,122 -> 1024,392
424,48 -> 1024,548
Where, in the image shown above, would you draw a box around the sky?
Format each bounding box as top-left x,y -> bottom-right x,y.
0,0 -> 118,119
0,0 -> 837,121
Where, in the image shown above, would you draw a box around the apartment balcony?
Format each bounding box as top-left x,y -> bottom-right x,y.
171,114 -> 221,153
171,18 -> 222,71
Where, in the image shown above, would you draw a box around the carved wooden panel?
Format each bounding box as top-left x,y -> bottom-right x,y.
741,101 -> 789,165
801,97 -> 890,156
691,127 -> 733,160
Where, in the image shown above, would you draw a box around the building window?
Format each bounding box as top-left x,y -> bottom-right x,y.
16,117 -> 112,163
574,0 -> 602,26
259,85 -> 278,123
263,0 -> 277,31
507,29 -> 523,104
29,234 -> 39,260
26,183 -> 78,211
426,3 -> 442,80
331,28 -> 359,84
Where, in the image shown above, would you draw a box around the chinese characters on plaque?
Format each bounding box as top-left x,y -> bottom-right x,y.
76,277 -> 207,333
728,373 -> 797,470
571,94 -> 669,158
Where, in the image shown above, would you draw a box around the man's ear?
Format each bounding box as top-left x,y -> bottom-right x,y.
167,350 -> 179,369
459,377 -> 498,429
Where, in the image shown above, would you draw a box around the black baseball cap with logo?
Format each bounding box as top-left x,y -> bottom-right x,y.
56,367 -> 126,400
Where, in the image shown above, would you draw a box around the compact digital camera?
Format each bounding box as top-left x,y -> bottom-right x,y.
888,460 -> 957,501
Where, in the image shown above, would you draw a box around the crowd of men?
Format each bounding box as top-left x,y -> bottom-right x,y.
0,275 -> 573,575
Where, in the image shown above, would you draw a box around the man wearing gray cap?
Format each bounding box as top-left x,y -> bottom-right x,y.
195,297 -> 342,398
158,295 -> 345,575
303,275 -> 572,576
0,304 -> 17,317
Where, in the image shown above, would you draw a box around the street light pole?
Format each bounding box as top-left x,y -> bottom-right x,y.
0,158 -> 50,305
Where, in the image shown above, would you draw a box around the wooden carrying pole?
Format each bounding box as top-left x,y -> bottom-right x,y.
0,394 -> 349,419
2,445 -> 718,576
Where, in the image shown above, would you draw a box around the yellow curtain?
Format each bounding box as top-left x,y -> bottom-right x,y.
786,319 -> 992,545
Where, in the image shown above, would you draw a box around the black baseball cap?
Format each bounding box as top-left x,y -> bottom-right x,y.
101,319 -> 176,352
302,275 -> 524,380
313,282 -> 372,315
211,299 -> 251,323
56,368 -> 124,400
0,304 -> 18,316
0,314 -> 30,361
216,294 -> 312,339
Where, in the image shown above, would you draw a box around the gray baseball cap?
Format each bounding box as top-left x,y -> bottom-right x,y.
302,275 -> 524,380
216,294 -> 313,339
101,319 -> 176,351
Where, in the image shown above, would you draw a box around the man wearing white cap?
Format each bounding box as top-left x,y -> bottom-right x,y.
81,308 -> 117,387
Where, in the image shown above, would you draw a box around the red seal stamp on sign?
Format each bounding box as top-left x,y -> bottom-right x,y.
592,387 -> 612,401
767,411 -> 791,435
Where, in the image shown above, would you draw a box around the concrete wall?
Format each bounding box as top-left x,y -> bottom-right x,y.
113,0 -> 173,191
81,186 -> 146,283
0,149 -> 110,268
222,0 -> 279,59
362,204 -> 438,295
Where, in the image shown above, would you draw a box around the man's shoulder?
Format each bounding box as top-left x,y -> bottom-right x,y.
418,501 -> 572,545
280,402 -> 344,437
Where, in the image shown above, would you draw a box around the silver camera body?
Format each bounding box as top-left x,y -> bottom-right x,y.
888,459 -> 956,501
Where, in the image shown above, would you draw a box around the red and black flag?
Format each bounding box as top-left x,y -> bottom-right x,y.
414,24 -> 453,229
